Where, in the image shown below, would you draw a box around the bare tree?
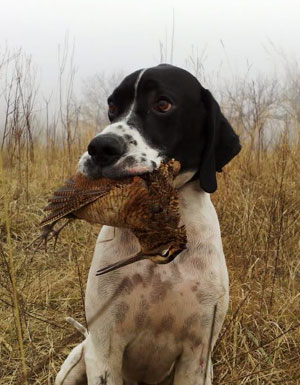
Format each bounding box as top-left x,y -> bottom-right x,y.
281,59 -> 300,146
81,71 -> 124,133
58,34 -> 81,170
224,74 -> 280,165
0,50 -> 38,162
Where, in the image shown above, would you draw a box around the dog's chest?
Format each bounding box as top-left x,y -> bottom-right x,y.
84,185 -> 229,383
85,184 -> 228,335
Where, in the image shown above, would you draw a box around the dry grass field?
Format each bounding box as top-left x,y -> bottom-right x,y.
1,136 -> 299,384
0,50 -> 300,384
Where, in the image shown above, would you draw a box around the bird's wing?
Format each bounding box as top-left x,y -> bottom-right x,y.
40,174 -> 132,227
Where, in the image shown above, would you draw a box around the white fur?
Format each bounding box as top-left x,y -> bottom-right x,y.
78,68 -> 163,178
78,151 -> 91,176
55,182 -> 229,385
78,121 -> 163,177
125,68 -> 147,121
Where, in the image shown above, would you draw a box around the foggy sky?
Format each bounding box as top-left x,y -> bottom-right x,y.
1,0 -> 300,96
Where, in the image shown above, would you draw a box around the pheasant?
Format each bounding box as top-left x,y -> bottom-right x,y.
38,159 -> 187,274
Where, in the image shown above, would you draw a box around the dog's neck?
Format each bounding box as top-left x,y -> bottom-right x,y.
178,180 -> 221,244
174,170 -> 220,238
174,170 -> 197,189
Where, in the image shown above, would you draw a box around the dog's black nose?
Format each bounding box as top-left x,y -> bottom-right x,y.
87,134 -> 127,167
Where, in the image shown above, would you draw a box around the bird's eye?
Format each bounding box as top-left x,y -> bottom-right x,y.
108,102 -> 117,116
153,99 -> 172,113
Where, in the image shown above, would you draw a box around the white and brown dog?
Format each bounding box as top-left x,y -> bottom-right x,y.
55,64 -> 241,385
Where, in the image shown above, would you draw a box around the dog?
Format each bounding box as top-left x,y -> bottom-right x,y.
55,64 -> 241,385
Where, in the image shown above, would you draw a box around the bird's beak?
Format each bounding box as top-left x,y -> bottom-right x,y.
96,244 -> 186,276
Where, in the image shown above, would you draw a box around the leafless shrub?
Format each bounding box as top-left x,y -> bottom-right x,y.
0,49 -> 37,159
281,58 -> 300,146
0,49 -> 38,201
57,35 -> 81,171
185,45 -> 208,83
224,74 -> 281,169
81,71 -> 124,132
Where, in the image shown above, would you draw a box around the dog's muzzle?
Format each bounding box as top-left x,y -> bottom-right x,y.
87,134 -> 127,168
81,128 -> 163,180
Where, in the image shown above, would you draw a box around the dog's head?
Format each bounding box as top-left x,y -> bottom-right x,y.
79,64 -> 241,193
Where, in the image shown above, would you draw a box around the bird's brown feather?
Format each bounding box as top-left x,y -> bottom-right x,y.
40,160 -> 186,259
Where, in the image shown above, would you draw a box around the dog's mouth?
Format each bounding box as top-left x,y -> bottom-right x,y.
82,154 -> 163,180
102,163 -> 155,179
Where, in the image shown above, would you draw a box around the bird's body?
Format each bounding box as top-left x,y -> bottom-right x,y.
41,160 -> 186,261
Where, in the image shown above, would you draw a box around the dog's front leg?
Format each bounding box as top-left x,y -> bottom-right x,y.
85,335 -> 124,385
173,351 -> 212,385
55,340 -> 87,385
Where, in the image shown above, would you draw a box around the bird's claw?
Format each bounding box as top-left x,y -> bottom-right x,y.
27,219 -> 73,251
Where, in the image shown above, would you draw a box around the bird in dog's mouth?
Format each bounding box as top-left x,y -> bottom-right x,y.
36,159 -> 187,275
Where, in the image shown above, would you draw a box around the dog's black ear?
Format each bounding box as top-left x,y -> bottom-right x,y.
199,88 -> 241,193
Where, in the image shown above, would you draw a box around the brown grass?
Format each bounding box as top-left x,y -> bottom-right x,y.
1,136 -> 299,384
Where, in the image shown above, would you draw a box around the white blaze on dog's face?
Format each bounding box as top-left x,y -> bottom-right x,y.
79,68 -> 163,179
79,64 -> 241,193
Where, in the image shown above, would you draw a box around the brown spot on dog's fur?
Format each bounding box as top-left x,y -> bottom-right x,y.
135,312 -> 146,328
115,302 -> 130,324
159,314 -> 175,332
150,273 -> 173,303
170,263 -> 181,279
116,277 -> 134,296
200,313 -> 211,328
135,298 -> 150,328
146,263 -> 156,283
181,312 -> 200,339
187,331 -> 198,344
184,313 -> 200,328
193,337 -> 202,347
139,298 -> 150,311
195,290 -> 216,305
190,257 -> 207,270
179,313 -> 202,347
132,273 -> 144,286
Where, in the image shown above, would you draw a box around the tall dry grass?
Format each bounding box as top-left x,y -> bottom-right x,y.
1,137 -> 299,384
0,50 -> 300,384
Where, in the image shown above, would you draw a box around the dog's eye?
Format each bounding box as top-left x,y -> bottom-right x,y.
108,102 -> 117,116
153,99 -> 172,113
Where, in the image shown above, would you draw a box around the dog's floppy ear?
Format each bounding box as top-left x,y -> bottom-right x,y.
199,88 -> 241,193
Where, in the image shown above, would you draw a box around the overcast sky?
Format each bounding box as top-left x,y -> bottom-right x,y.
0,0 -> 299,97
